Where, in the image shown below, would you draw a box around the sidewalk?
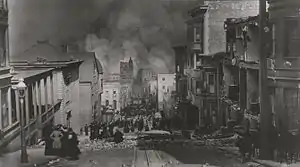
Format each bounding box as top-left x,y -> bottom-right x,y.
218,146 -> 300,167
0,147 -> 57,167
0,135 -> 90,167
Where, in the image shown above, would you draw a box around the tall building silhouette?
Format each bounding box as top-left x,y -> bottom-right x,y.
119,57 -> 134,108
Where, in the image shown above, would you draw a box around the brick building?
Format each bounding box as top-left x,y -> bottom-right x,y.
183,0 -> 259,128
119,58 -> 134,109
267,0 -> 300,131
223,15 -> 263,129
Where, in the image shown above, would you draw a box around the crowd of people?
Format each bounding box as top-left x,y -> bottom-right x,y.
79,107 -> 173,145
43,124 -> 81,160
235,119 -> 300,163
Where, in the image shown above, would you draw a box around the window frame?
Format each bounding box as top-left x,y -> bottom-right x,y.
283,88 -> 300,130
1,87 -> 9,128
284,18 -> 300,58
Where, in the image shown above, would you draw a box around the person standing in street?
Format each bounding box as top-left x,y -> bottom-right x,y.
50,127 -> 63,155
65,128 -> 81,160
84,124 -> 89,136
44,124 -> 54,156
114,128 -> 124,143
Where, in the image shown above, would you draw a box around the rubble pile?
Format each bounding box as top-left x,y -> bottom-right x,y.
204,134 -> 239,147
79,138 -> 137,152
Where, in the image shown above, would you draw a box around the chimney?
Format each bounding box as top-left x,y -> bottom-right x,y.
37,40 -> 49,44
60,44 -> 79,53
67,44 -> 79,53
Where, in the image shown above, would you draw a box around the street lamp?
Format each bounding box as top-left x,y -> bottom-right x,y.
16,78 -> 28,163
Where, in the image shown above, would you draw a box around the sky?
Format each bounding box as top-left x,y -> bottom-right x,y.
8,0 -> 203,74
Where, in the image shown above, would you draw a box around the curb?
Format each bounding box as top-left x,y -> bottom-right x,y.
217,147 -> 285,167
20,157 -> 58,167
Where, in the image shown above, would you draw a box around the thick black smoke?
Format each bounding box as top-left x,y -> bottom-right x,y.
9,0 -> 201,73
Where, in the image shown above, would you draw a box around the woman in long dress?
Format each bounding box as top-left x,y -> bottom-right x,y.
65,128 -> 81,160
49,127 -> 63,155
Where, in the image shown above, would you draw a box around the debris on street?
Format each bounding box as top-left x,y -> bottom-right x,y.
79,138 -> 137,152
204,134 -> 239,147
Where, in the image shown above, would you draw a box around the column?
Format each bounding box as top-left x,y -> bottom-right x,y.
8,87 -> 12,126
50,75 -> 54,106
37,81 -> 42,117
15,89 -> 20,123
32,84 -> 37,118
44,77 -> 48,114
25,87 -> 30,124
37,81 -> 42,138
0,89 -> 2,129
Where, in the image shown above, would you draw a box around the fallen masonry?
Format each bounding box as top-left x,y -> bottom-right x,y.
79,138 -> 137,152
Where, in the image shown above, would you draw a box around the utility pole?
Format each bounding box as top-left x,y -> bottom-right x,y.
259,0 -> 273,160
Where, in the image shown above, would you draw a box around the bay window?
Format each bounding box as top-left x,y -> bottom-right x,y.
207,73 -> 215,94
284,19 -> 300,58
1,87 -> 8,128
11,88 -> 17,123
194,26 -> 203,42
284,88 -> 300,130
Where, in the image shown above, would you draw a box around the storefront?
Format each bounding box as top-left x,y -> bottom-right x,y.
267,0 -> 300,131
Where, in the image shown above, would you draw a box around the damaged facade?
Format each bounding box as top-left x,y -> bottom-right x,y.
179,0 -> 259,129
223,16 -> 262,130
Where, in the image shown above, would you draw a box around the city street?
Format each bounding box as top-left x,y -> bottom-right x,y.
40,142 -> 261,167
155,143 -> 260,167
41,148 -> 134,167
134,142 -> 261,167
2,0 -> 300,167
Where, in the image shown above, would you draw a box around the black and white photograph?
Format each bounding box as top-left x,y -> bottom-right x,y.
0,0 -> 298,166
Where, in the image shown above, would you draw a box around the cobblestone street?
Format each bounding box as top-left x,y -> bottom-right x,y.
41,148 -> 134,167
137,143 -> 261,167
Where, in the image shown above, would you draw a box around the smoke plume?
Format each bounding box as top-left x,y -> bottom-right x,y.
9,0 -> 201,74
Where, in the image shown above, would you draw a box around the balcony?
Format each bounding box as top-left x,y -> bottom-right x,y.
0,100 -> 61,149
191,42 -> 203,53
0,0 -> 7,20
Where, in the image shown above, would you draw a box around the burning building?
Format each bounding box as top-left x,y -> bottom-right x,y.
157,73 -> 176,117
120,58 -> 134,109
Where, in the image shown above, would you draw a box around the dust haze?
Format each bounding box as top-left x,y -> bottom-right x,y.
9,0 -> 201,75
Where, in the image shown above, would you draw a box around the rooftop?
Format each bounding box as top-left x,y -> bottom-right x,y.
10,40 -> 74,62
68,52 -> 103,82
11,68 -> 54,83
224,15 -> 258,26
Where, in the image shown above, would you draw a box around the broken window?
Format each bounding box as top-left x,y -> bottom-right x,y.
285,19 -> 300,57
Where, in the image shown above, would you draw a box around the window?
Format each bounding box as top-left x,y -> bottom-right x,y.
64,71 -> 72,85
285,19 -> 300,57
236,27 -> 242,38
11,88 -> 17,123
162,85 -> 165,89
196,55 -> 203,69
190,53 -> 194,68
208,74 -> 214,85
101,79 -> 103,89
113,90 -> 116,94
272,24 -> 276,57
105,100 -> 109,106
194,26 -> 203,42
162,77 -> 165,81
284,88 -> 300,130
196,80 -> 201,94
1,88 -> 9,128
113,100 -> 117,109
0,48 -> 5,67
189,78 -> 193,90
